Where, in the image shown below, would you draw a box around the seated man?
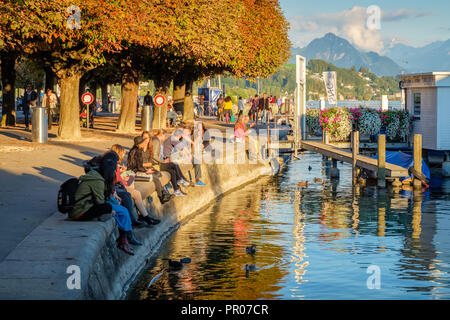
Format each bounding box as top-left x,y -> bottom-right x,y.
164,128 -> 206,186
127,136 -> 173,204
166,102 -> 178,127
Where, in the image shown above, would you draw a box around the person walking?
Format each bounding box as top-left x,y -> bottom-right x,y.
238,97 -> 245,117
216,94 -> 224,122
22,84 -> 38,131
249,94 -> 259,123
258,93 -> 270,124
223,96 -> 233,123
143,91 -> 154,126
42,88 -> 58,130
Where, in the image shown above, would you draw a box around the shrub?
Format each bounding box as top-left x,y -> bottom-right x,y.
306,108 -> 321,134
381,110 -> 411,141
357,109 -> 381,136
319,107 -> 352,141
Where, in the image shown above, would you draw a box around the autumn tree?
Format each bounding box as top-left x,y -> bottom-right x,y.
232,0 -> 291,79
1,0 -> 131,138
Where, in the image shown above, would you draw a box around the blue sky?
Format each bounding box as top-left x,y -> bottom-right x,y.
279,0 -> 450,52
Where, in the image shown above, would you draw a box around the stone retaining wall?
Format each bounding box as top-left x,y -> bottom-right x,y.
0,160 -> 275,300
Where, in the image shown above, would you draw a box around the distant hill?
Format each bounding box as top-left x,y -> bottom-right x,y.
288,33 -> 406,77
384,39 -> 450,73
217,59 -> 401,101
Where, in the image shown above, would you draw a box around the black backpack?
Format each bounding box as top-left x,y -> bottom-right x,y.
57,178 -> 92,214
58,178 -> 80,213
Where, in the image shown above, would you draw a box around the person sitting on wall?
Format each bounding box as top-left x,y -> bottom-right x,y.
110,144 -> 161,226
166,101 -> 178,127
141,131 -> 188,197
127,136 -> 174,204
69,152 -> 138,255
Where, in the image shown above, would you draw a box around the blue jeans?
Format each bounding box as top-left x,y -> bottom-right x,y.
23,108 -> 30,128
116,188 -> 138,223
261,109 -> 267,123
110,204 -> 132,231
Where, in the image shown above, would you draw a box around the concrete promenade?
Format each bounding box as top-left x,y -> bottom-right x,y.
0,114 -> 277,299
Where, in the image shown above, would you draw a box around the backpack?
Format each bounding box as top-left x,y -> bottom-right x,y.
57,178 -> 92,214
57,178 -> 80,213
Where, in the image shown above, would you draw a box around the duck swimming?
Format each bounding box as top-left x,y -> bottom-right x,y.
246,245 -> 256,255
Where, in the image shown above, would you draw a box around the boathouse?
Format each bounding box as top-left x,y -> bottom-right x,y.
400,72 -> 450,151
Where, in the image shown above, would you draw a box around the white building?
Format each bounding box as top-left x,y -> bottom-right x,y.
400,72 -> 450,151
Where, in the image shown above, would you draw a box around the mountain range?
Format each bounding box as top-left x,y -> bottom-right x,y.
384,40 -> 450,73
289,33 -> 450,76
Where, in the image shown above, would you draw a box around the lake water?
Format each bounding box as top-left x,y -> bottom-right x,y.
128,152 -> 450,300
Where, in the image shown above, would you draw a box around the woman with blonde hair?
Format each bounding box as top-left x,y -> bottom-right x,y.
110,144 -> 160,225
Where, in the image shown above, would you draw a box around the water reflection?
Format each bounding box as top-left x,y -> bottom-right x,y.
129,152 -> 450,300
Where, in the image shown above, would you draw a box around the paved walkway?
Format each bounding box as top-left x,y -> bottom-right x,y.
0,113 -> 245,263
0,116 -> 138,262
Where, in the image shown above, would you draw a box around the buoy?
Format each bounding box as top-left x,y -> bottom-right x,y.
314,178 -> 323,183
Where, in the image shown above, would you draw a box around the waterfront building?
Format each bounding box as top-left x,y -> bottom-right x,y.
400,72 -> 450,151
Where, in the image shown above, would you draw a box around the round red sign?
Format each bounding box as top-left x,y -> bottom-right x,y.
154,95 -> 166,106
81,93 -> 94,105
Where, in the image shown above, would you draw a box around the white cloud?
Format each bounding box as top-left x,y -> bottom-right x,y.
289,6 -> 434,53
383,9 -> 433,22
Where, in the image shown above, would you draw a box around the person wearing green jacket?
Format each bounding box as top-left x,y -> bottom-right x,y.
69,152 -> 136,255
69,169 -> 111,221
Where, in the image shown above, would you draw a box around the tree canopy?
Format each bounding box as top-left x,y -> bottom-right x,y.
0,0 -> 291,134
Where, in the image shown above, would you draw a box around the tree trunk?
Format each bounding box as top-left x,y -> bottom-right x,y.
0,52 -> 18,127
183,78 -> 194,121
152,77 -> 171,129
116,70 -> 139,133
58,73 -> 82,139
44,66 -> 55,91
101,82 -> 109,112
173,72 -> 185,117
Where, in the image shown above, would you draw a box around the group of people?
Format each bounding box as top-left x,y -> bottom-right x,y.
197,92 -> 290,126
68,127 -> 207,255
18,84 -> 58,131
248,93 -> 289,124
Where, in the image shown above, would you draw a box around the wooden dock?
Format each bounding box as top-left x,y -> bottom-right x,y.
300,140 -> 409,178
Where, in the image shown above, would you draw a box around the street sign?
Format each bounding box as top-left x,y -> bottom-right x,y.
154,95 -> 165,106
81,92 -> 94,105
81,92 -> 94,130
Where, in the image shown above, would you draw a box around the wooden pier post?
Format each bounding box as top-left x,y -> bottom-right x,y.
377,134 -> 386,188
330,159 -> 339,179
322,129 -> 329,144
352,131 -> 360,186
413,134 -> 422,190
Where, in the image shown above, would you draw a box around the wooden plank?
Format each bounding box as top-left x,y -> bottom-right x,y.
301,140 -> 409,178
